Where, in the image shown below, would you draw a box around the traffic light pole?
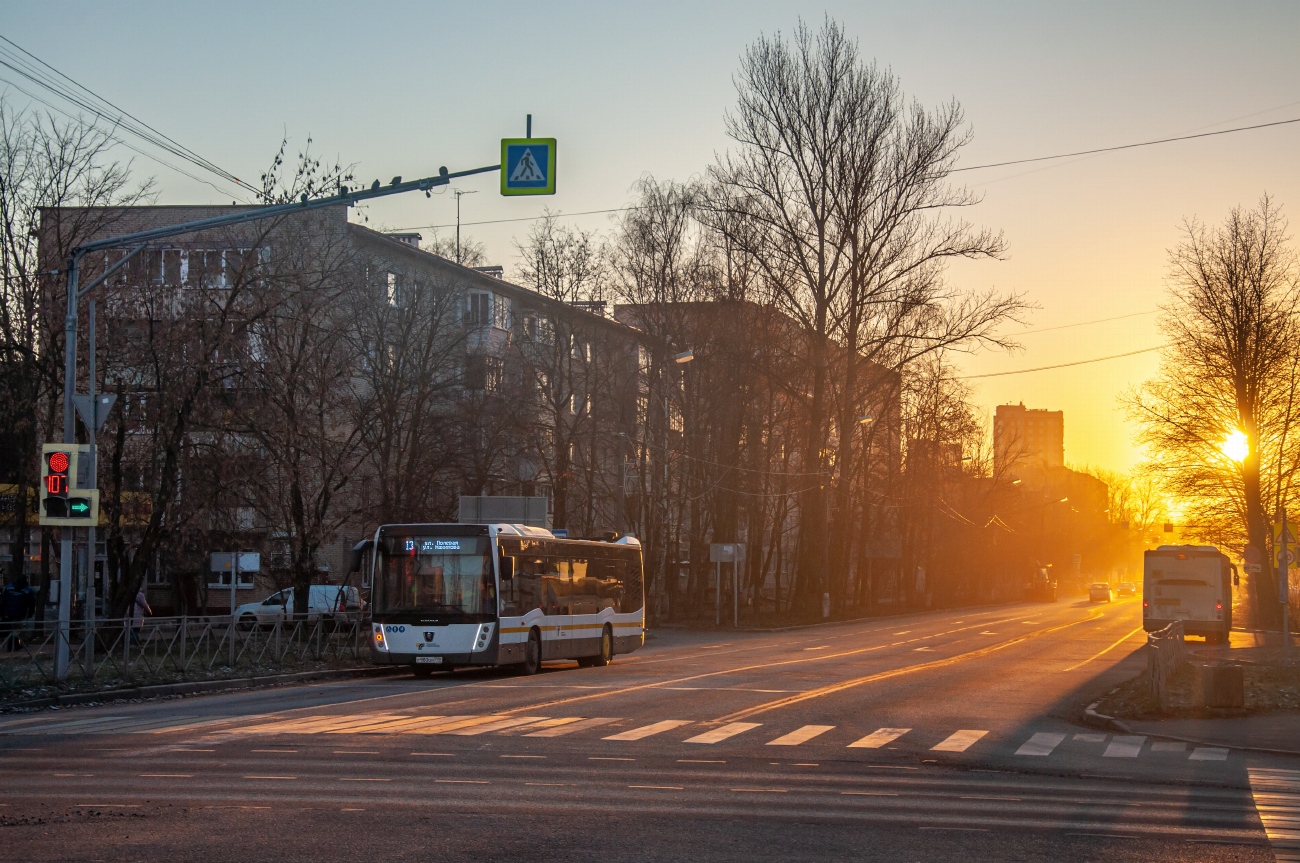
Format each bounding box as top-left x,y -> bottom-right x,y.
54,254 -> 79,680
52,162 -> 501,681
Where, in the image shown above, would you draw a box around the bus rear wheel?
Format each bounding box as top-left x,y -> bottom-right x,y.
520,630 -> 541,676
593,625 -> 613,667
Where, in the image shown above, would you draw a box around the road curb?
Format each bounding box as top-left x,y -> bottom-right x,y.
1,665 -> 404,713
1084,699 -> 1127,733
1085,697 -> 1300,758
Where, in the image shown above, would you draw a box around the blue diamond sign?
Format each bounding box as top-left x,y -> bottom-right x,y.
501,138 -> 556,196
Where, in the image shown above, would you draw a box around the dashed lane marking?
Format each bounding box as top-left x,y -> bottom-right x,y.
713,612 -> 1105,723
767,725 -> 835,746
848,728 -> 910,749
931,730 -> 988,752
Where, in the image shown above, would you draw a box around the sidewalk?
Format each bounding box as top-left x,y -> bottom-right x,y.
1121,712 -> 1300,756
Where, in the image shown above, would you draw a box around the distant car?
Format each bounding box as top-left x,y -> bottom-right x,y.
1117,582 -> 1136,597
1089,583 -> 1112,603
234,585 -> 364,628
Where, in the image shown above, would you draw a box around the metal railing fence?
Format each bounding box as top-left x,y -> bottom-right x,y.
1147,620 -> 1186,712
0,613 -> 372,697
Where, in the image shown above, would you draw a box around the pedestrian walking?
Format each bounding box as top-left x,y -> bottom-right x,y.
131,587 -> 151,645
2,574 -> 36,651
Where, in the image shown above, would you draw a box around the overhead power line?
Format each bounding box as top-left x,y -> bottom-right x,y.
952,116 -> 1300,173
393,115 -> 1300,234
0,34 -> 259,200
1014,309 -> 1158,336
959,346 -> 1163,380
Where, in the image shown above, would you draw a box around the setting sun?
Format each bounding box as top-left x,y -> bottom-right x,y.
1222,429 -> 1250,462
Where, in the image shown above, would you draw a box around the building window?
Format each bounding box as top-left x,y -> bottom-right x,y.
387,272 -> 401,307
465,292 -> 491,327
464,355 -> 504,393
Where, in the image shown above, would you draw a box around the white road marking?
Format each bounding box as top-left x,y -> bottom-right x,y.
1249,767 -> 1300,862
603,720 -> 692,741
931,730 -> 988,752
848,728 -> 910,749
525,717 -> 618,737
684,722 -> 761,744
442,716 -> 548,736
1014,732 -> 1066,756
498,717 -> 583,735
767,725 -> 835,746
1190,747 -> 1229,761
1103,735 -> 1145,757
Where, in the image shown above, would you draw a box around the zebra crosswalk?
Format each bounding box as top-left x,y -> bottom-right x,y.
1249,767 -> 1300,862
0,710 -> 1240,763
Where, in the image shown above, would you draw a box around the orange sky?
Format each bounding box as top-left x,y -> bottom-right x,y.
6,2 -> 1299,472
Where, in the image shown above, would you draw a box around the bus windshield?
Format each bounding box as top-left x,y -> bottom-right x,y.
374,535 -> 496,620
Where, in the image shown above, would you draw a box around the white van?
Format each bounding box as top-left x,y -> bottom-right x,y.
1143,545 -> 1238,644
234,585 -> 363,628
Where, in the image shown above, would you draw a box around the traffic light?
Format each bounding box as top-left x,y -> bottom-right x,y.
41,448 -> 71,518
39,444 -> 99,527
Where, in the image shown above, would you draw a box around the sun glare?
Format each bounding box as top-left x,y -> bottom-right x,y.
1221,429 -> 1249,462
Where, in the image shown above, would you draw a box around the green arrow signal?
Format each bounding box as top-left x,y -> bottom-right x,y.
69,500 -> 90,514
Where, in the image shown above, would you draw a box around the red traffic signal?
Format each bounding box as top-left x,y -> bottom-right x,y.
45,450 -> 70,497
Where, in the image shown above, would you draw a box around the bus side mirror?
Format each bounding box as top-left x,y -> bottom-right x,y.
350,539 -> 373,573
500,555 -> 514,581
1234,572 -> 1240,587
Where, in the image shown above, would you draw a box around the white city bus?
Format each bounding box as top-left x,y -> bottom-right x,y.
1143,544 -> 1238,644
353,523 -> 645,678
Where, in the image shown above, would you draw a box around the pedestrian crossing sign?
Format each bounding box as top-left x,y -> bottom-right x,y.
501,138 -> 556,196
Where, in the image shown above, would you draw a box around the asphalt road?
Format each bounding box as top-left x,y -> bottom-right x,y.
2,595 -> 1296,862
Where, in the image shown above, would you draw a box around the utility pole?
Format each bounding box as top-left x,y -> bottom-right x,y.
454,189 -> 477,264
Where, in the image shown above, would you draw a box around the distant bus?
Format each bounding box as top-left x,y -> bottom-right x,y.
1143,545 -> 1238,644
353,523 -> 645,678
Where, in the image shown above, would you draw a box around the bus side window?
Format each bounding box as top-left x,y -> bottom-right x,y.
540,556 -> 564,615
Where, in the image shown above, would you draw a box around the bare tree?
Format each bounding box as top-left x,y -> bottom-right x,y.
423,229 -> 487,268
708,18 -> 1017,616
1128,196 -> 1300,629
0,99 -> 151,602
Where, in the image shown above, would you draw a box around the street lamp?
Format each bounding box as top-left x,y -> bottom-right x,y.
674,349 -> 695,365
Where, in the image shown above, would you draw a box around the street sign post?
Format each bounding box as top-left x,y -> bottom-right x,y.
710,543 -> 746,627
500,138 -> 556,196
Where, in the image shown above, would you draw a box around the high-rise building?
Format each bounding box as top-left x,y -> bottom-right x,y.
994,402 -> 1064,474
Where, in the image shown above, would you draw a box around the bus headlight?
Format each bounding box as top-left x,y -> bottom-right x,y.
473,623 -> 494,652
374,626 -> 388,651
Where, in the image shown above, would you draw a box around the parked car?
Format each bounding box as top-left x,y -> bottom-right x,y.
1088,582 -> 1112,603
234,585 -> 364,628
1117,581 -> 1136,597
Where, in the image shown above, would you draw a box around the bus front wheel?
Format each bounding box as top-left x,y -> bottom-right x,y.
520,630 -> 541,676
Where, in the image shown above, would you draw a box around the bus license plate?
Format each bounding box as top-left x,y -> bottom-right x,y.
416,656 -> 443,664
